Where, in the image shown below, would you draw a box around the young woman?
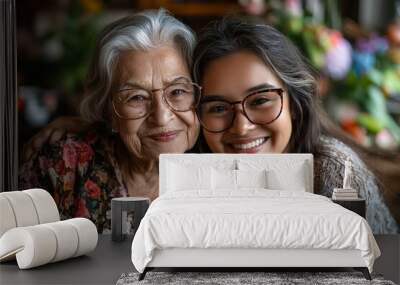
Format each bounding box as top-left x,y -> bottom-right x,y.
192,17 -> 398,234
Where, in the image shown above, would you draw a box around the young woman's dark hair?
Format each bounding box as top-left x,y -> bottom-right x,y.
192,17 -> 399,233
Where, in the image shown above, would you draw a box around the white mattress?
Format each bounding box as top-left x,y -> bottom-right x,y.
131,190 -> 380,273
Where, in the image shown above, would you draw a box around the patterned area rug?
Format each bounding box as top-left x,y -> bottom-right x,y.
116,271 -> 395,285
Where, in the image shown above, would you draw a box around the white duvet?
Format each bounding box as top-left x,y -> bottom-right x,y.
131,190 -> 380,273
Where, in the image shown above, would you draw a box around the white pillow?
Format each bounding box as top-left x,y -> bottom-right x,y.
238,158 -> 310,192
167,163 -> 212,191
212,168 -> 237,190
236,169 -> 267,188
266,164 -> 307,191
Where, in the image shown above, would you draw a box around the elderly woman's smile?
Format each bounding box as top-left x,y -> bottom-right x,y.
147,130 -> 181,142
112,46 -> 199,160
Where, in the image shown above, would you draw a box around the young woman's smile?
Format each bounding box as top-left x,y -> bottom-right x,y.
226,136 -> 270,153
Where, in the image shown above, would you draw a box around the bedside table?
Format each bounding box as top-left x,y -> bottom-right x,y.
332,198 -> 366,218
111,197 -> 150,242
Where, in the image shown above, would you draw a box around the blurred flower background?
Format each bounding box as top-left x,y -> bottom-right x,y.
239,0 -> 400,151
17,0 -> 400,152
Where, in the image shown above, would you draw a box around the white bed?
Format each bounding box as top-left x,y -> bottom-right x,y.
131,154 -> 380,280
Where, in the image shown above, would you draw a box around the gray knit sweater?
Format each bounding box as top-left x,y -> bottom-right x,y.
314,136 -> 399,234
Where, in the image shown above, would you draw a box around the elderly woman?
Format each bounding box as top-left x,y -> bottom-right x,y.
19,9 -> 200,233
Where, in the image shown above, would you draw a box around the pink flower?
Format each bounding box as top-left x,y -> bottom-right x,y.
63,143 -> 77,168
78,143 -> 94,164
239,0 -> 267,16
285,0 -> 302,16
324,38 -> 352,79
85,179 -> 101,199
75,198 -> 90,218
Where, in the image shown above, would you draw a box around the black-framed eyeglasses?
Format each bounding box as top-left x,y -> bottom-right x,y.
112,81 -> 202,120
197,88 -> 284,133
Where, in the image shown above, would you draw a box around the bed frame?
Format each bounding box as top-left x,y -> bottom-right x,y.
139,248 -> 371,280
138,154 -> 372,281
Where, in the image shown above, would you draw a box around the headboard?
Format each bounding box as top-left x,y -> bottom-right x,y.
159,154 -> 314,195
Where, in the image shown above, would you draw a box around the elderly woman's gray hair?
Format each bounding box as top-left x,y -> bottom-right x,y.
80,9 -> 196,123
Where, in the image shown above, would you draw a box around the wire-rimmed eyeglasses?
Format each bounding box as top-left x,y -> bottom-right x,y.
112,80 -> 202,120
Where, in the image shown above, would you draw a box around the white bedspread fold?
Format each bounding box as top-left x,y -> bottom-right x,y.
131,190 -> 380,273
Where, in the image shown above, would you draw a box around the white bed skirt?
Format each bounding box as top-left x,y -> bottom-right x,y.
148,248 -> 366,268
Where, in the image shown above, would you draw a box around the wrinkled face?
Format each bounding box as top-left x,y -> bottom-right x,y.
111,46 -> 200,160
200,51 -> 292,153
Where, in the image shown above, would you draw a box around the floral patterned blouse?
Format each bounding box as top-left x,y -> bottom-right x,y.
19,126 -> 127,233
